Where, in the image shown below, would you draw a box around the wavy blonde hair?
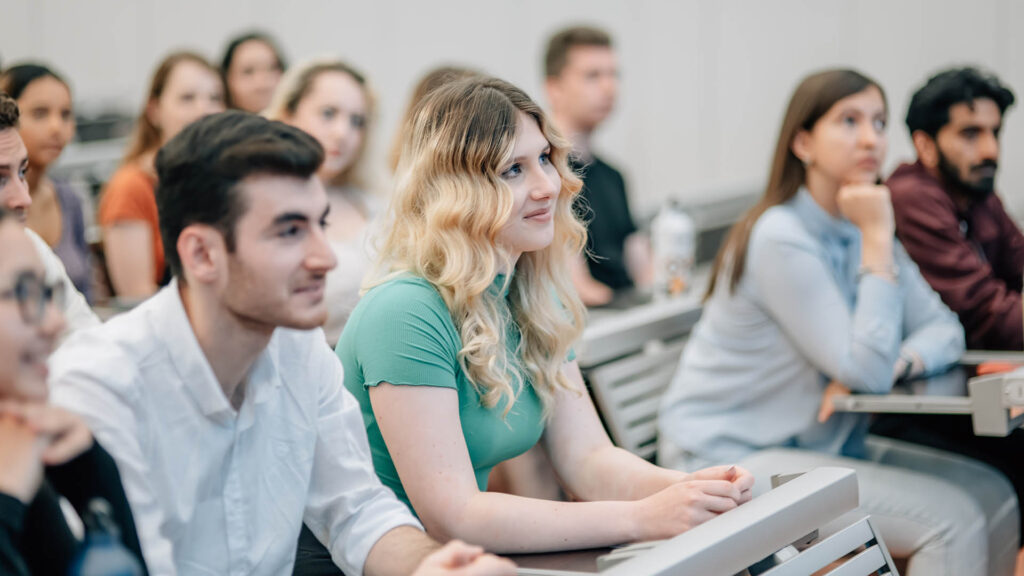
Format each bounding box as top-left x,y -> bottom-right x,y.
263,57 -> 375,191
369,76 -> 587,418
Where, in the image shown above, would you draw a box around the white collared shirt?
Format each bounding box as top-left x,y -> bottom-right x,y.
26,227 -> 99,339
49,281 -> 420,576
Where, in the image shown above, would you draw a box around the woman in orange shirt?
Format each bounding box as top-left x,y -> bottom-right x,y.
100,52 -> 224,300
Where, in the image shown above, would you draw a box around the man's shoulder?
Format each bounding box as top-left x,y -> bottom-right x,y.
588,152 -> 621,170
25,227 -> 62,276
272,326 -> 336,365
982,190 -> 1015,216
886,162 -> 951,205
25,228 -> 101,334
50,300 -> 165,391
585,153 -> 625,182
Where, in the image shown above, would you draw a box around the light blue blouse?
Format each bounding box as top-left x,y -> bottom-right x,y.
658,188 -> 965,466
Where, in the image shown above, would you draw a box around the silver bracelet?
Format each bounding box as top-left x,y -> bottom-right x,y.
857,265 -> 900,281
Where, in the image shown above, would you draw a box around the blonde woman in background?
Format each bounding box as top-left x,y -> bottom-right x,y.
336,76 -> 753,553
265,58 -> 377,344
99,51 -> 224,300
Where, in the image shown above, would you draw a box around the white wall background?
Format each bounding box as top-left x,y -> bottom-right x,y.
3,0 -> 1023,219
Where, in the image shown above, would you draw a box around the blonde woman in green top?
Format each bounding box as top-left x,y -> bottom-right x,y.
337,76 -> 754,554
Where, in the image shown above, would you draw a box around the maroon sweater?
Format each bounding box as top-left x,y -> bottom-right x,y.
887,161 -> 1024,350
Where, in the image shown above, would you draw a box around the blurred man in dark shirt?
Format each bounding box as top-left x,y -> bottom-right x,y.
544,26 -> 651,306
887,67 -> 1022,350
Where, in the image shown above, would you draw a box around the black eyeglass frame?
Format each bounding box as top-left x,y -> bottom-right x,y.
0,271 -> 65,325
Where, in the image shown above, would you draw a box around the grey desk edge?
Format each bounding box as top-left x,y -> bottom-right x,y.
832,351 -> 1024,436
602,467 -> 860,576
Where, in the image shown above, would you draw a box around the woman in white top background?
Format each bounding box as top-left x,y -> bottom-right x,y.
265,58 -> 378,344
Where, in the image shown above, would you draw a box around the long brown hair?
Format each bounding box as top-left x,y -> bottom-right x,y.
707,69 -> 886,298
122,52 -> 221,166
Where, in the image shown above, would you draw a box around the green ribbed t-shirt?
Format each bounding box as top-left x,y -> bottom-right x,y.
337,275 -> 546,513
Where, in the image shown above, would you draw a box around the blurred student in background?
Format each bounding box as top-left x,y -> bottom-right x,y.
99,51 -> 224,301
221,31 -> 286,114
876,66 -> 1024,560
1,64 -> 92,302
888,67 -> 1020,350
266,58 -> 377,344
544,26 -> 651,306
0,93 -> 97,337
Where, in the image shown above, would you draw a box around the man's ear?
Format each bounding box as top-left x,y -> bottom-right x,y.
177,224 -> 225,285
912,130 -> 939,169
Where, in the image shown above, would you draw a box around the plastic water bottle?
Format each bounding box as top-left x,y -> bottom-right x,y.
68,499 -> 144,576
651,200 -> 696,300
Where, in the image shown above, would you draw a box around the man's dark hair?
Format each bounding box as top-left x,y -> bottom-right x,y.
0,92 -> 19,130
544,26 -> 612,78
155,110 -> 323,279
906,67 -> 1015,138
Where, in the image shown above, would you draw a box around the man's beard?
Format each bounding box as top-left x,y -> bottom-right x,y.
936,148 -> 998,200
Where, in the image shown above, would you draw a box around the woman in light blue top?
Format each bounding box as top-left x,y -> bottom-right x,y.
658,69 -> 1017,576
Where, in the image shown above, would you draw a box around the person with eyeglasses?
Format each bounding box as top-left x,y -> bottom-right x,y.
0,92 -> 97,340
0,206 -> 148,575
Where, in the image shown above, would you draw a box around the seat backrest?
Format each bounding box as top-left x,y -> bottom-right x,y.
586,340 -> 687,460
579,300 -> 699,367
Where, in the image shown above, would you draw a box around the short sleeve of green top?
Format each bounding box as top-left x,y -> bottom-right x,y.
336,275 -> 549,513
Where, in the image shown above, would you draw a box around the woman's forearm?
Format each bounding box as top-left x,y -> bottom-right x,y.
570,445 -> 687,501
859,230 -> 895,280
427,491 -> 639,554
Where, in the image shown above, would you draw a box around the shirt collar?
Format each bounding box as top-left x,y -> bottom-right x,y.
790,187 -> 860,245
149,280 -> 282,426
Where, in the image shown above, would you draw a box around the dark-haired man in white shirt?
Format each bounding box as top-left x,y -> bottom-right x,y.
49,110 -> 514,576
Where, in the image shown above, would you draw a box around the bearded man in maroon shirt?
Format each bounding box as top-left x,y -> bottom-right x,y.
887,67 -> 1021,350
876,69 -> 1024,556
